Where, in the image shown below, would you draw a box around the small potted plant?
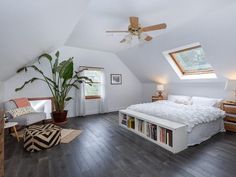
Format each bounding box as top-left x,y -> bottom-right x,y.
15,51 -> 92,123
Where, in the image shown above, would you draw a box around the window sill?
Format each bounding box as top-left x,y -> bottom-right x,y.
85,96 -> 101,100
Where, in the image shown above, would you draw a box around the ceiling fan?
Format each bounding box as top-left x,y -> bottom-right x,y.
106,16 -> 167,43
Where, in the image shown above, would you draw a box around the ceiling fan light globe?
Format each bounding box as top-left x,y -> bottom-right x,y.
124,34 -> 132,43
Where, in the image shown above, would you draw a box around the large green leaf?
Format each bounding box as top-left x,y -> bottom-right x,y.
15,77 -> 41,92
52,58 -> 58,74
57,58 -> 74,80
55,51 -> 60,58
56,59 -> 70,76
17,66 -> 28,73
53,51 -> 60,74
62,62 -> 73,80
65,97 -> 72,102
38,53 -> 53,63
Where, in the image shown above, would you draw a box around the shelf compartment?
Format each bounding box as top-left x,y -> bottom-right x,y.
159,127 -> 173,147
119,113 -> 127,126
127,116 -> 135,129
146,122 -> 157,141
136,119 -> 146,134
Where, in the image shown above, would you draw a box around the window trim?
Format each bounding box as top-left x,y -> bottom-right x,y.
85,96 -> 101,99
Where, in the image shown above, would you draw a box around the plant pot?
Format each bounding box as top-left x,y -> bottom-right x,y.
51,110 -> 68,124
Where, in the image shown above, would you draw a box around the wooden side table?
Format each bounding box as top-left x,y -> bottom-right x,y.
4,122 -> 19,142
222,101 -> 236,132
152,96 -> 164,102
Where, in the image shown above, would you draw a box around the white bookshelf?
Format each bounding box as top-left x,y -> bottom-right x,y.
119,109 -> 188,153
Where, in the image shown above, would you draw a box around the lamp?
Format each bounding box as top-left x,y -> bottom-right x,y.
225,79 -> 236,101
156,84 -> 164,99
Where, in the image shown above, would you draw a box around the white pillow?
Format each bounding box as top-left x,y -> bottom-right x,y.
8,106 -> 35,118
168,95 -> 192,105
191,96 -> 222,107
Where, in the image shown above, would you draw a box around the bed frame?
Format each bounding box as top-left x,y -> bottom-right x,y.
119,109 -> 188,153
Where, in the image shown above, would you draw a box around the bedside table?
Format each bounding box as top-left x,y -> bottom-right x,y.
152,96 -> 164,102
222,101 -> 236,132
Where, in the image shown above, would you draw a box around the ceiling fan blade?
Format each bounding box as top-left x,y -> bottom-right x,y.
120,38 -> 126,43
106,30 -> 129,33
144,35 -> 152,41
130,16 -> 139,28
141,23 -> 167,32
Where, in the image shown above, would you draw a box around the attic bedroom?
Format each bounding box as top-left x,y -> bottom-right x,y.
1,0 -> 236,177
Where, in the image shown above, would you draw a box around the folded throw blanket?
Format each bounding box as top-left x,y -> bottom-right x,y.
12,98 -> 31,108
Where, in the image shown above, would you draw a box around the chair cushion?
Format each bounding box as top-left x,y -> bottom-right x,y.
24,124 -> 61,152
9,112 -> 46,126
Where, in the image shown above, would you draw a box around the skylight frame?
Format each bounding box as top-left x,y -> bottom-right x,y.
163,42 -> 217,80
169,45 -> 215,76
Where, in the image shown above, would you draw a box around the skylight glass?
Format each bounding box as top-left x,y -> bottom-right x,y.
163,43 -> 217,80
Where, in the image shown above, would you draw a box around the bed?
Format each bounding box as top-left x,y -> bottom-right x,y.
127,95 -> 225,146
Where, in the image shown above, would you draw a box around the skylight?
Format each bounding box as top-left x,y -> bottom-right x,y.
163,43 -> 217,80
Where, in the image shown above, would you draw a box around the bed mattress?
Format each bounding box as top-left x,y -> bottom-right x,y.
128,100 -> 225,132
188,118 -> 224,146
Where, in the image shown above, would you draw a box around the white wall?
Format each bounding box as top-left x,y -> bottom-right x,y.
142,82 -> 235,102
4,46 -> 143,117
0,0 -> 90,81
59,46 -> 143,116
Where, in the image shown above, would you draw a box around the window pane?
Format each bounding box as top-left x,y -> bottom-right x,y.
85,83 -> 101,96
172,47 -> 213,72
82,69 -> 102,97
84,70 -> 101,82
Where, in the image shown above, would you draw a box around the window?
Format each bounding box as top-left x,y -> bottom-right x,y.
28,97 -> 53,119
163,43 -> 217,80
83,68 -> 102,99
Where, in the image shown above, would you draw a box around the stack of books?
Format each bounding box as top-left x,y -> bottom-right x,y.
121,115 -> 127,126
127,117 -> 135,129
160,127 -> 173,147
137,119 -> 145,133
146,123 -> 157,140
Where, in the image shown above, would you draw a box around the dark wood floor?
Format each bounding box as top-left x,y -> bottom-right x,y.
4,112 -> 236,177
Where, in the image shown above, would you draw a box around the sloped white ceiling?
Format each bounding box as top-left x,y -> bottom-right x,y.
1,0 -> 236,84
117,1 -> 236,83
66,0 -> 233,52
0,0 -> 90,81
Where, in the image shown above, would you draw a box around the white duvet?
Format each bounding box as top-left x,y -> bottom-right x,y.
127,100 -> 225,132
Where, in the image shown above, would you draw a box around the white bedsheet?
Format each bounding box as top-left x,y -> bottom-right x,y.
127,100 -> 225,132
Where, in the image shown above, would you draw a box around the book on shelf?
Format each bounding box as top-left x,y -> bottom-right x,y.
146,123 -> 157,141
121,114 -> 127,125
137,119 -> 145,133
160,127 -> 172,147
121,119 -> 127,125
127,117 -> 135,129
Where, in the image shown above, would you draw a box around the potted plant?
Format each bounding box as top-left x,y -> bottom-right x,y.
15,51 -> 92,123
